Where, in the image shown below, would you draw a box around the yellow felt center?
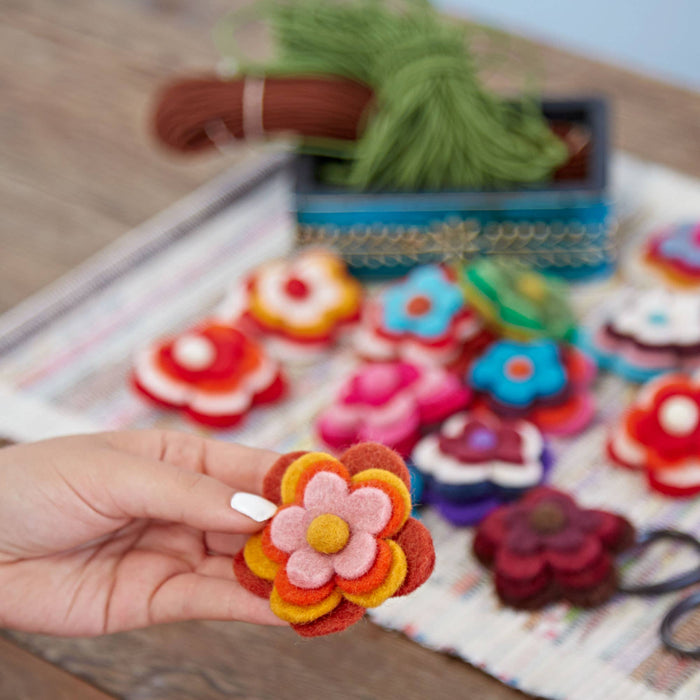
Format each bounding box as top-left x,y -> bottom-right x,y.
306,514 -> 350,554
518,273 -> 547,302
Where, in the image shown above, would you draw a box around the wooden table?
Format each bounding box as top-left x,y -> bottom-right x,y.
1,2 -> 699,698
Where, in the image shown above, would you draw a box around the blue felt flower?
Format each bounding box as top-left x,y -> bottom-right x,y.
659,223 -> 700,267
381,265 -> 464,339
469,340 -> 567,408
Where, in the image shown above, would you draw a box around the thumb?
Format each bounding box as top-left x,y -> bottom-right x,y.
101,451 -> 278,534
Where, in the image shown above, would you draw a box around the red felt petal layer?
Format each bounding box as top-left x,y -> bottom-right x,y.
292,599 -> 367,637
340,443 -> 411,489
393,518 -> 436,596
233,550 -> 273,600
553,552 -> 612,589
262,451 -> 309,504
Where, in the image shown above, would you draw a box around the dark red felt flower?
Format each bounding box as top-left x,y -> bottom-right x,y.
473,487 -> 634,610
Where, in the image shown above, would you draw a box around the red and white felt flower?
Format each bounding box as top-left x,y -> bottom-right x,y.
234,444 -> 435,637
132,321 -> 285,427
218,249 -> 362,358
608,373 -> 700,496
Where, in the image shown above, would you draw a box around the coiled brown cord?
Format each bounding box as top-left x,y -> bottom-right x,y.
153,75 -> 374,152
153,75 -> 589,181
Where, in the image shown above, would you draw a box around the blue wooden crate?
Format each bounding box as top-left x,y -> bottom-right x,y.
293,98 -> 614,280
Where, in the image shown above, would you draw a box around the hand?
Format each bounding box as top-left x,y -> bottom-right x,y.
0,430 -> 288,636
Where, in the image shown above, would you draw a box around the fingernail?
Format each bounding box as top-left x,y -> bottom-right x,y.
230,492 -> 278,522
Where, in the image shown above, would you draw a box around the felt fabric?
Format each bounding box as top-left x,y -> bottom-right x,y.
132,321 -> 286,427
233,443 -> 435,636
263,451 -> 308,504
292,600 -> 367,637
343,540 -> 407,607
473,487 -> 634,610
608,373 -> 700,496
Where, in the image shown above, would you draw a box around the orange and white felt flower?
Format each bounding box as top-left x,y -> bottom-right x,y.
233,444 -> 435,637
132,321 -> 285,428
218,250 -> 362,352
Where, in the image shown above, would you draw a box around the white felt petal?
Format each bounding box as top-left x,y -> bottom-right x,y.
286,547 -> 335,589
303,472 -> 349,512
343,487 -> 392,535
269,506 -> 306,553
333,532 -> 378,580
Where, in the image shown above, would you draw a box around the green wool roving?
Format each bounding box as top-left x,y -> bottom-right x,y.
217,0 -> 569,191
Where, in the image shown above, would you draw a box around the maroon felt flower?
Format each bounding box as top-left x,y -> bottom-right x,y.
473,487 -> 635,609
438,418 -> 524,464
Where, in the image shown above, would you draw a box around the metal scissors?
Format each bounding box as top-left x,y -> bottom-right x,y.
618,529 -> 700,659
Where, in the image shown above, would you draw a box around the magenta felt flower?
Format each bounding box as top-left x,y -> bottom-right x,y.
317,362 -> 472,456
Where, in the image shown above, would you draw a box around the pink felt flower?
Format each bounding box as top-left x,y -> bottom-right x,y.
317,362 -> 472,456
270,471 -> 393,588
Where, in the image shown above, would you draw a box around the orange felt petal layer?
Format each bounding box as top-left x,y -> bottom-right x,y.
274,566 -> 337,606
280,452 -> 347,504
263,451 -> 308,504
261,521 -> 290,564
335,538 -> 394,595
341,443 -> 411,490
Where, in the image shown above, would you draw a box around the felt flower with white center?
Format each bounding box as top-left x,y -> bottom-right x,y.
590,288 -> 700,382
608,373 -> 700,497
233,444 -> 435,637
132,321 -> 285,427
412,411 -> 551,526
218,249 -> 362,358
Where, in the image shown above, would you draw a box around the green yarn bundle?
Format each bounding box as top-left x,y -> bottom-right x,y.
216,0 -> 569,191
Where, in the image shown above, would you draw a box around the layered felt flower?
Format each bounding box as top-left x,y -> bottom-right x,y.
132,321 -> 285,427
590,288 -> 700,382
317,361 -> 472,456
218,249 -> 362,358
645,222 -> 700,288
460,258 -> 577,342
354,264 -> 487,366
608,373 -> 700,496
412,411 -> 551,526
468,340 -> 596,435
473,487 -> 635,610
233,444 -> 435,636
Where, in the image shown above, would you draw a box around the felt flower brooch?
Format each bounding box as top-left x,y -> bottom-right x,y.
460,258 -> 576,342
645,221 -> 700,288
354,264 -> 486,366
218,249 -> 362,359
473,487 -> 635,610
234,444 -> 435,636
608,373 -> 700,497
468,340 -> 596,435
317,361 -> 472,456
590,288 -> 700,382
132,321 -> 285,427
412,411 -> 551,526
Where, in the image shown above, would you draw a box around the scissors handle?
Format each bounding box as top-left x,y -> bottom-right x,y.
660,591 -> 700,659
617,529 -> 700,595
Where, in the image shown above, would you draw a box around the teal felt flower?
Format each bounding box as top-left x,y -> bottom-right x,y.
382,265 -> 464,339
469,340 -> 567,408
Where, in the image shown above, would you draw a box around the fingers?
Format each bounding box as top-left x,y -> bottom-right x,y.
102,430 -> 278,495
97,450 -> 274,535
205,532 -> 250,556
148,572 -> 287,627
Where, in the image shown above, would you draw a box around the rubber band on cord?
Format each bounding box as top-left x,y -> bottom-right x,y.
617,529 -> 700,658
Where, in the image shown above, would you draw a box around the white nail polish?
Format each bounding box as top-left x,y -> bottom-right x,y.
230,492 -> 278,522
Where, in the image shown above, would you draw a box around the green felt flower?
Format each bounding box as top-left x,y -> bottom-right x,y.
459,259 -> 577,342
